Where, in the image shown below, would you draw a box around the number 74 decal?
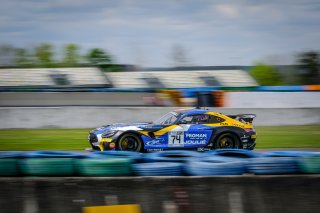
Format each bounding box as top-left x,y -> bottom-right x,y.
168,131 -> 184,147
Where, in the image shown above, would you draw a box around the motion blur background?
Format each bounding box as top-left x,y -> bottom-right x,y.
0,0 -> 320,213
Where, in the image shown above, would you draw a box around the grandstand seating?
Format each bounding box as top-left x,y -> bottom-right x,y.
0,68 -> 257,88
106,70 -> 258,88
0,67 -> 110,87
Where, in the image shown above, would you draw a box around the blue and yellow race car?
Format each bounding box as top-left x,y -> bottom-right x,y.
88,108 -> 257,152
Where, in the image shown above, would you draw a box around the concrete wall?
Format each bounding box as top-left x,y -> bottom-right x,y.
0,92 -> 150,107
0,176 -> 320,213
0,107 -> 320,129
1,91 -> 319,108
226,92 -> 320,108
0,106 -> 320,129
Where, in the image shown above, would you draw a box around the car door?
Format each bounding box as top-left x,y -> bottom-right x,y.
167,114 -> 213,149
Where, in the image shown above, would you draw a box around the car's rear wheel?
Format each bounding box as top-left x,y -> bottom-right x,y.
117,133 -> 143,152
214,133 -> 240,149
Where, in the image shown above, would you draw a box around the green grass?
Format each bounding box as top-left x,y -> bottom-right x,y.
0,129 -> 91,150
255,125 -> 320,149
0,126 -> 319,150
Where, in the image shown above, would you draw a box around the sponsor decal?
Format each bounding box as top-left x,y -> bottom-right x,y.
185,133 -> 208,145
197,147 -> 211,152
146,139 -> 163,146
186,133 -> 207,138
185,140 -> 206,145
146,149 -> 163,152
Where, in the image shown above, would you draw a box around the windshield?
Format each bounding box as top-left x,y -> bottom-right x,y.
153,112 -> 180,125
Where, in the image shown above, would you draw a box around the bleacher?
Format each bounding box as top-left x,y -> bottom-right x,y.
0,67 -> 110,87
0,68 -> 257,88
106,70 -> 258,88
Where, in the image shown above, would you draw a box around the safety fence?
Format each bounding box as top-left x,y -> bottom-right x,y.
1,149 -> 320,177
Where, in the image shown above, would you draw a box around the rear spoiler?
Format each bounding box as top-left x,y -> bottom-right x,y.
228,114 -> 256,124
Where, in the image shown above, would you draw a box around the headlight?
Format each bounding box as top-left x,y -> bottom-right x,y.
102,130 -> 117,138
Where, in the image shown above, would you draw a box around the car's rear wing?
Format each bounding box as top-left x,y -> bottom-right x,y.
228,114 -> 256,124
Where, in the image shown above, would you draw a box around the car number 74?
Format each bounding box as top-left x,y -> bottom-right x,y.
168,131 -> 184,147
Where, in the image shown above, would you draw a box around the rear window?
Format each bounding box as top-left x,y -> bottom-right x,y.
209,115 -> 225,123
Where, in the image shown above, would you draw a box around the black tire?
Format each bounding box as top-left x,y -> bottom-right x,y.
117,133 -> 143,152
214,133 -> 240,149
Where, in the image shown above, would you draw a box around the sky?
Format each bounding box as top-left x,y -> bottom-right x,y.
1,0 -> 320,67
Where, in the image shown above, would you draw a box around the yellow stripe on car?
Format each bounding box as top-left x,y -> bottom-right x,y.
101,138 -> 112,143
205,111 -> 252,128
154,125 -> 179,137
138,130 -> 150,137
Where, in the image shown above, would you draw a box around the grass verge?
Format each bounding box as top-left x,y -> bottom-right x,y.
0,125 -> 319,150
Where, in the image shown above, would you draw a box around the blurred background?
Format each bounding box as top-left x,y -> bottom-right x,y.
0,0 -> 319,213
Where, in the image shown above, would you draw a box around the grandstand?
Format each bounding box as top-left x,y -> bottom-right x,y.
106,70 -> 258,88
0,68 -> 257,88
0,67 -> 110,88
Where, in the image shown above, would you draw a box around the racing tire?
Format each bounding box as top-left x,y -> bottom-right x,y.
214,133 -> 240,149
117,133 -> 143,152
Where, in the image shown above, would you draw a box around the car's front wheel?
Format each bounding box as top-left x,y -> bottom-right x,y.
214,133 -> 240,149
117,133 -> 143,152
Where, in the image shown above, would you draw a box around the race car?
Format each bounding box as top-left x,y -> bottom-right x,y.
88,108 -> 257,152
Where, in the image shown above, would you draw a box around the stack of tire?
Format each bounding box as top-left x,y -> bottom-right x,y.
246,151 -> 313,175
75,151 -> 141,176
1,149 -> 320,177
185,149 -> 260,176
20,151 -> 84,176
0,151 -> 22,176
296,152 -> 320,174
132,150 -> 200,176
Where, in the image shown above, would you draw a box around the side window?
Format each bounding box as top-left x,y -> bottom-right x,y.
209,115 -> 225,124
180,114 -> 210,124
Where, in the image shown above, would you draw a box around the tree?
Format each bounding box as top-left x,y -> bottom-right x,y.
249,63 -> 283,86
62,43 -> 80,67
171,44 -> 189,67
297,51 -> 320,84
87,48 -> 112,65
15,48 -> 33,67
0,45 -> 17,66
34,43 -> 54,66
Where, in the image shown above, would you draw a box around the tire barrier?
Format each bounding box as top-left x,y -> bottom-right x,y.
132,162 -> 183,176
76,158 -> 133,176
298,154 -> 320,174
247,157 -> 299,175
1,150 -> 320,176
90,150 -> 143,162
19,151 -> 85,176
263,150 -> 316,157
185,159 -> 245,176
206,149 -> 261,159
0,151 -> 23,176
22,150 -> 85,158
143,150 -> 201,163
20,158 -> 75,176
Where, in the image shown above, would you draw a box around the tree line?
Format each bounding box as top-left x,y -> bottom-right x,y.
0,43 -> 319,85
0,43 -> 113,68
250,51 -> 320,85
